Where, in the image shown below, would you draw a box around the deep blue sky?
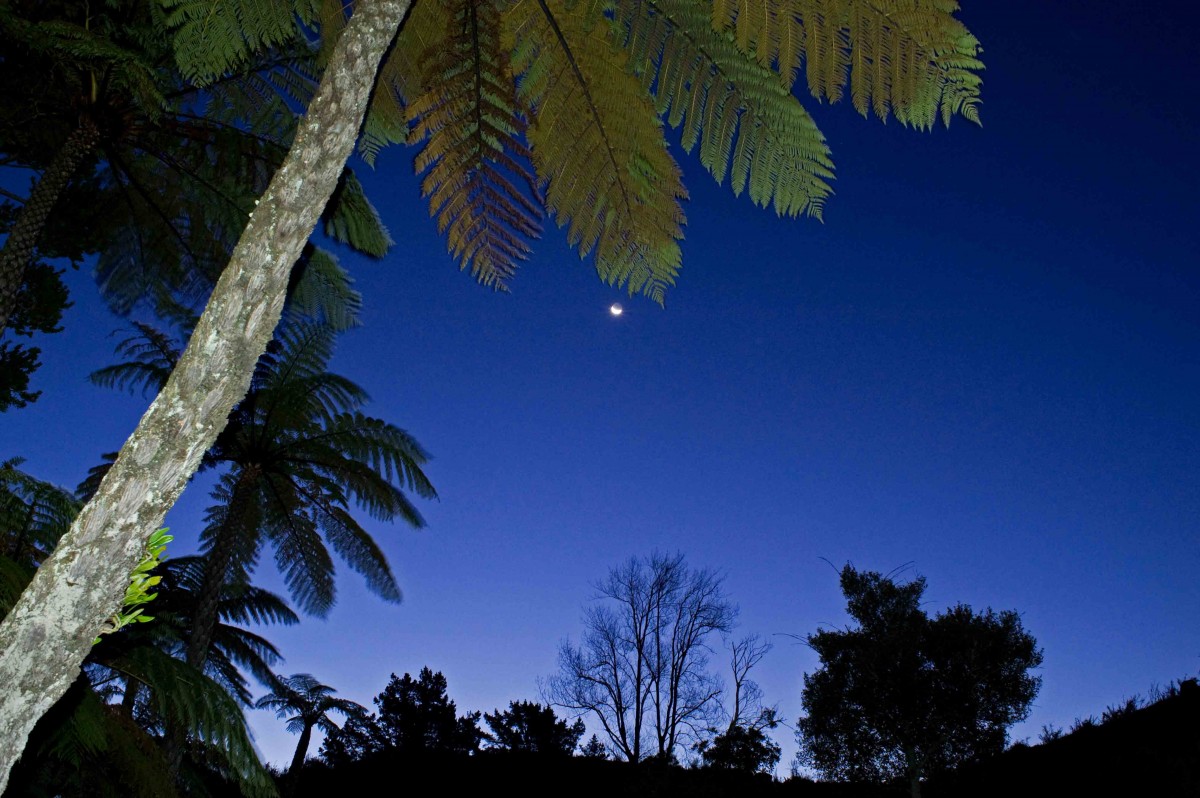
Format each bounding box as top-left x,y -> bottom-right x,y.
3,0 -> 1197,774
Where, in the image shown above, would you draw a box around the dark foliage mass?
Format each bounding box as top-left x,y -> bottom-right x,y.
0,261 -> 70,410
484,701 -> 585,755
796,566 -> 1042,796
293,748 -> 838,798
291,678 -> 1200,798
320,667 -> 483,765
701,723 -> 783,773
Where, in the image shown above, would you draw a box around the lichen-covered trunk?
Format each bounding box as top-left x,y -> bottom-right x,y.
0,117 -> 100,334
0,1 -> 409,788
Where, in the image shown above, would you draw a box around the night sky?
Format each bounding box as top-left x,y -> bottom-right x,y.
3,0 -> 1197,774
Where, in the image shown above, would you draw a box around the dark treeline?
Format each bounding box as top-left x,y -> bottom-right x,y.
291,751 -> 872,798
287,675 -> 1200,798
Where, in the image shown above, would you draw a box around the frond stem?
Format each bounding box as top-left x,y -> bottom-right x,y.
533,0 -> 633,216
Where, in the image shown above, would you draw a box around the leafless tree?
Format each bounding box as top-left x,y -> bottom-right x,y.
725,634 -> 777,732
548,552 -> 735,762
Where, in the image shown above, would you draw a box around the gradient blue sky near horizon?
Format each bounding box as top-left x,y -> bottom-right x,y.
2,0 -> 1197,775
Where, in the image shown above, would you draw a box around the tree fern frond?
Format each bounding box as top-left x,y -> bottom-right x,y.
281,411 -> 436,502
91,151 -> 239,317
0,10 -> 167,118
286,246 -> 364,330
203,647 -> 258,706
88,322 -> 182,397
711,0 -> 984,128
314,502 -> 402,602
0,555 -> 31,618
117,646 -> 276,797
252,322 -> 372,422
0,458 -> 81,569
358,84 -> 409,166
507,0 -> 686,303
409,0 -> 542,288
159,0 -> 316,86
262,495 -> 336,616
323,169 -> 394,257
602,0 -> 834,218
220,585 -> 300,627
212,625 -> 287,689
352,0 -> 449,163
41,682 -> 115,764
198,477 -> 264,587
199,56 -> 314,145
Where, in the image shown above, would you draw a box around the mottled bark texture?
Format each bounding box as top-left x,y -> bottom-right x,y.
0,117 -> 100,334
0,0 -> 410,787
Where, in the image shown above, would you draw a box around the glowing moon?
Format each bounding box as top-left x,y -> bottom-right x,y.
609,303 -> 624,317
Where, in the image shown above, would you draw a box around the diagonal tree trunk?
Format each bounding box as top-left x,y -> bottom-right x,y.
0,0 -> 410,788
0,117 -> 100,334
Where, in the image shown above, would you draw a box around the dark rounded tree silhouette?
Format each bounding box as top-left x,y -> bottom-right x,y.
796,565 -> 1042,798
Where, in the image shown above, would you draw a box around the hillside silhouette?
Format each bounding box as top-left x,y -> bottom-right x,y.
927,679 -> 1200,797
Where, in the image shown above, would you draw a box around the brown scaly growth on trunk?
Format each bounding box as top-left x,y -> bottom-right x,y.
0,117 -> 99,332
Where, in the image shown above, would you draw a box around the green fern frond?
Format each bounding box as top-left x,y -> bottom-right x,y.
92,144 -> 252,316
506,0 -> 687,303
325,0 -> 437,164
601,0 -> 834,218
219,585 -> 300,628
88,322 -> 182,397
38,683 -> 117,770
116,646 -> 277,798
710,0 -> 984,128
159,0 -> 317,85
287,246 -> 364,330
0,555 -> 30,618
408,0 -> 543,288
261,498 -> 337,616
323,170 -> 394,258
0,458 -> 81,570
0,9 -> 167,118
200,53 -> 317,144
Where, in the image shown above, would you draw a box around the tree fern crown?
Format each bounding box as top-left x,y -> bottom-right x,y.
349,0 -> 983,303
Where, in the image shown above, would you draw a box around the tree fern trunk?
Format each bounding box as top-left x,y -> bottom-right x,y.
0,117 -> 100,334
0,1 -> 410,788
166,468 -> 262,780
165,470 -> 260,798
121,676 -> 141,717
286,723 -> 314,794
184,468 -> 260,669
